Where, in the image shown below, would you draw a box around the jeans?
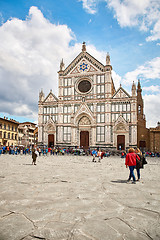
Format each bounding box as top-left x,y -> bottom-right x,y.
137,169 -> 140,180
128,166 -> 136,181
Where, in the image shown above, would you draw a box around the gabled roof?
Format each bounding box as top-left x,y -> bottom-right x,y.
115,114 -> 128,125
63,51 -> 105,75
73,102 -> 95,125
112,85 -> 130,99
43,91 -> 58,103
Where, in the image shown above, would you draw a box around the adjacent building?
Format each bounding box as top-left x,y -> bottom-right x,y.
0,117 -> 19,146
38,42 -> 147,150
149,122 -> 160,153
18,122 -> 37,147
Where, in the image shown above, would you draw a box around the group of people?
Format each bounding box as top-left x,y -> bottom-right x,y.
91,147 -> 147,183
91,148 -> 106,162
125,148 -> 147,184
1,144 -> 148,183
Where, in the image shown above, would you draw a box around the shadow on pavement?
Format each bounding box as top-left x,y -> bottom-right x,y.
111,179 -> 128,183
23,164 -> 33,166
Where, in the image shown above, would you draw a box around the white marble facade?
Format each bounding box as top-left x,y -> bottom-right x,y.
38,42 -> 137,150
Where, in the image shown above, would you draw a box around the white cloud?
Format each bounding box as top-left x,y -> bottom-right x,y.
122,57 -> 160,85
78,0 -> 98,14
146,19 -> 160,41
121,57 -> 160,128
144,94 -> 160,128
143,85 -> 160,93
107,0 -> 160,41
112,71 -> 121,89
79,0 -> 160,41
0,6 -> 106,121
0,6 -> 76,120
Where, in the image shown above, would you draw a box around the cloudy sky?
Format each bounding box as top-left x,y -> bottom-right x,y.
0,0 -> 160,128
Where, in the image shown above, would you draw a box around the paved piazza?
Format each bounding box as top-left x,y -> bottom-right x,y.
0,154 -> 160,240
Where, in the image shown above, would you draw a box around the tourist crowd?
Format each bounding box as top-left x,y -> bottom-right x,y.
0,145 -> 111,157
0,145 -> 159,158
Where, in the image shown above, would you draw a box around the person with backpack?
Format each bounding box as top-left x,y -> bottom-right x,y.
135,148 -> 147,181
125,148 -> 140,184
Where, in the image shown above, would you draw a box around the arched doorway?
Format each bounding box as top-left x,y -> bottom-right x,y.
80,131 -> 89,149
48,134 -> 54,147
117,135 -> 125,150
78,116 -> 91,149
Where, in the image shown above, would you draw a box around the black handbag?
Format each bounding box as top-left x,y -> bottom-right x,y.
143,156 -> 147,165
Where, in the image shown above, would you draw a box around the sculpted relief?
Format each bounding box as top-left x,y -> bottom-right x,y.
47,124 -> 55,132
79,116 -> 91,125
116,123 -> 125,131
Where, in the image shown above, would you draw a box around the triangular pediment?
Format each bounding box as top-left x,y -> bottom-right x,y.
44,91 -> 58,103
114,115 -> 129,131
112,86 -> 130,99
64,51 -> 105,75
44,117 -> 56,131
115,115 -> 127,125
73,103 -> 95,125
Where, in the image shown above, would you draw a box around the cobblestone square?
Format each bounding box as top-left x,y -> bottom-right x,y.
0,154 -> 160,240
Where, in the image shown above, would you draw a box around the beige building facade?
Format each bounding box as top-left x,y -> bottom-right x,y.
149,122 -> 160,153
18,122 -> 36,147
0,117 -> 19,146
38,43 -> 140,150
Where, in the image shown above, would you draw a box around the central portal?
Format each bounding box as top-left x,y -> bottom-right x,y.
80,131 -> 89,149
48,134 -> 54,147
117,135 -> 125,150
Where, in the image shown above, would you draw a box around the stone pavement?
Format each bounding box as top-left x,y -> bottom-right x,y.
0,154 -> 160,240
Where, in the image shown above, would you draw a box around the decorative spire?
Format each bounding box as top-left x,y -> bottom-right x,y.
39,89 -> 45,102
82,42 -> 86,52
106,52 -> 110,65
60,58 -> 65,71
137,79 -> 142,92
132,81 -> 136,96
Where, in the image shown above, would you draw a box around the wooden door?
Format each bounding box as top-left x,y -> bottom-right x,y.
139,141 -> 146,149
48,134 -> 54,147
80,131 -> 89,149
117,135 -> 125,150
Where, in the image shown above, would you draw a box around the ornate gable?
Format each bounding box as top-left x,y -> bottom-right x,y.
114,115 -> 129,132
44,117 -> 56,132
64,51 -> 105,76
112,86 -> 130,99
44,91 -> 58,103
73,103 -> 95,125
70,57 -> 100,75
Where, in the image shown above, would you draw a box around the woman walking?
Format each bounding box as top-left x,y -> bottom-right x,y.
32,148 -> 38,165
135,148 -> 146,181
125,148 -> 140,184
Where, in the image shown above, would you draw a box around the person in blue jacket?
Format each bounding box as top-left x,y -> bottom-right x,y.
92,149 -> 97,162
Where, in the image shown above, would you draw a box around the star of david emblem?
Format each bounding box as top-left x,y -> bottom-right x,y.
80,62 -> 88,71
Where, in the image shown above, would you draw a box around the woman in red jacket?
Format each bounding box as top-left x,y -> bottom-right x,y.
125,148 -> 140,184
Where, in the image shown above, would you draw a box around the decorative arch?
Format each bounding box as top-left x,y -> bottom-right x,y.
44,123 -> 55,132
78,116 -> 91,126
116,123 -> 126,132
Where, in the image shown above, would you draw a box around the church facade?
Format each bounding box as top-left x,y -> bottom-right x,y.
38,42 -> 145,150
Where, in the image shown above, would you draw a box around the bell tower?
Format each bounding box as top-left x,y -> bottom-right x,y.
137,80 -> 144,119
137,80 -> 149,150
